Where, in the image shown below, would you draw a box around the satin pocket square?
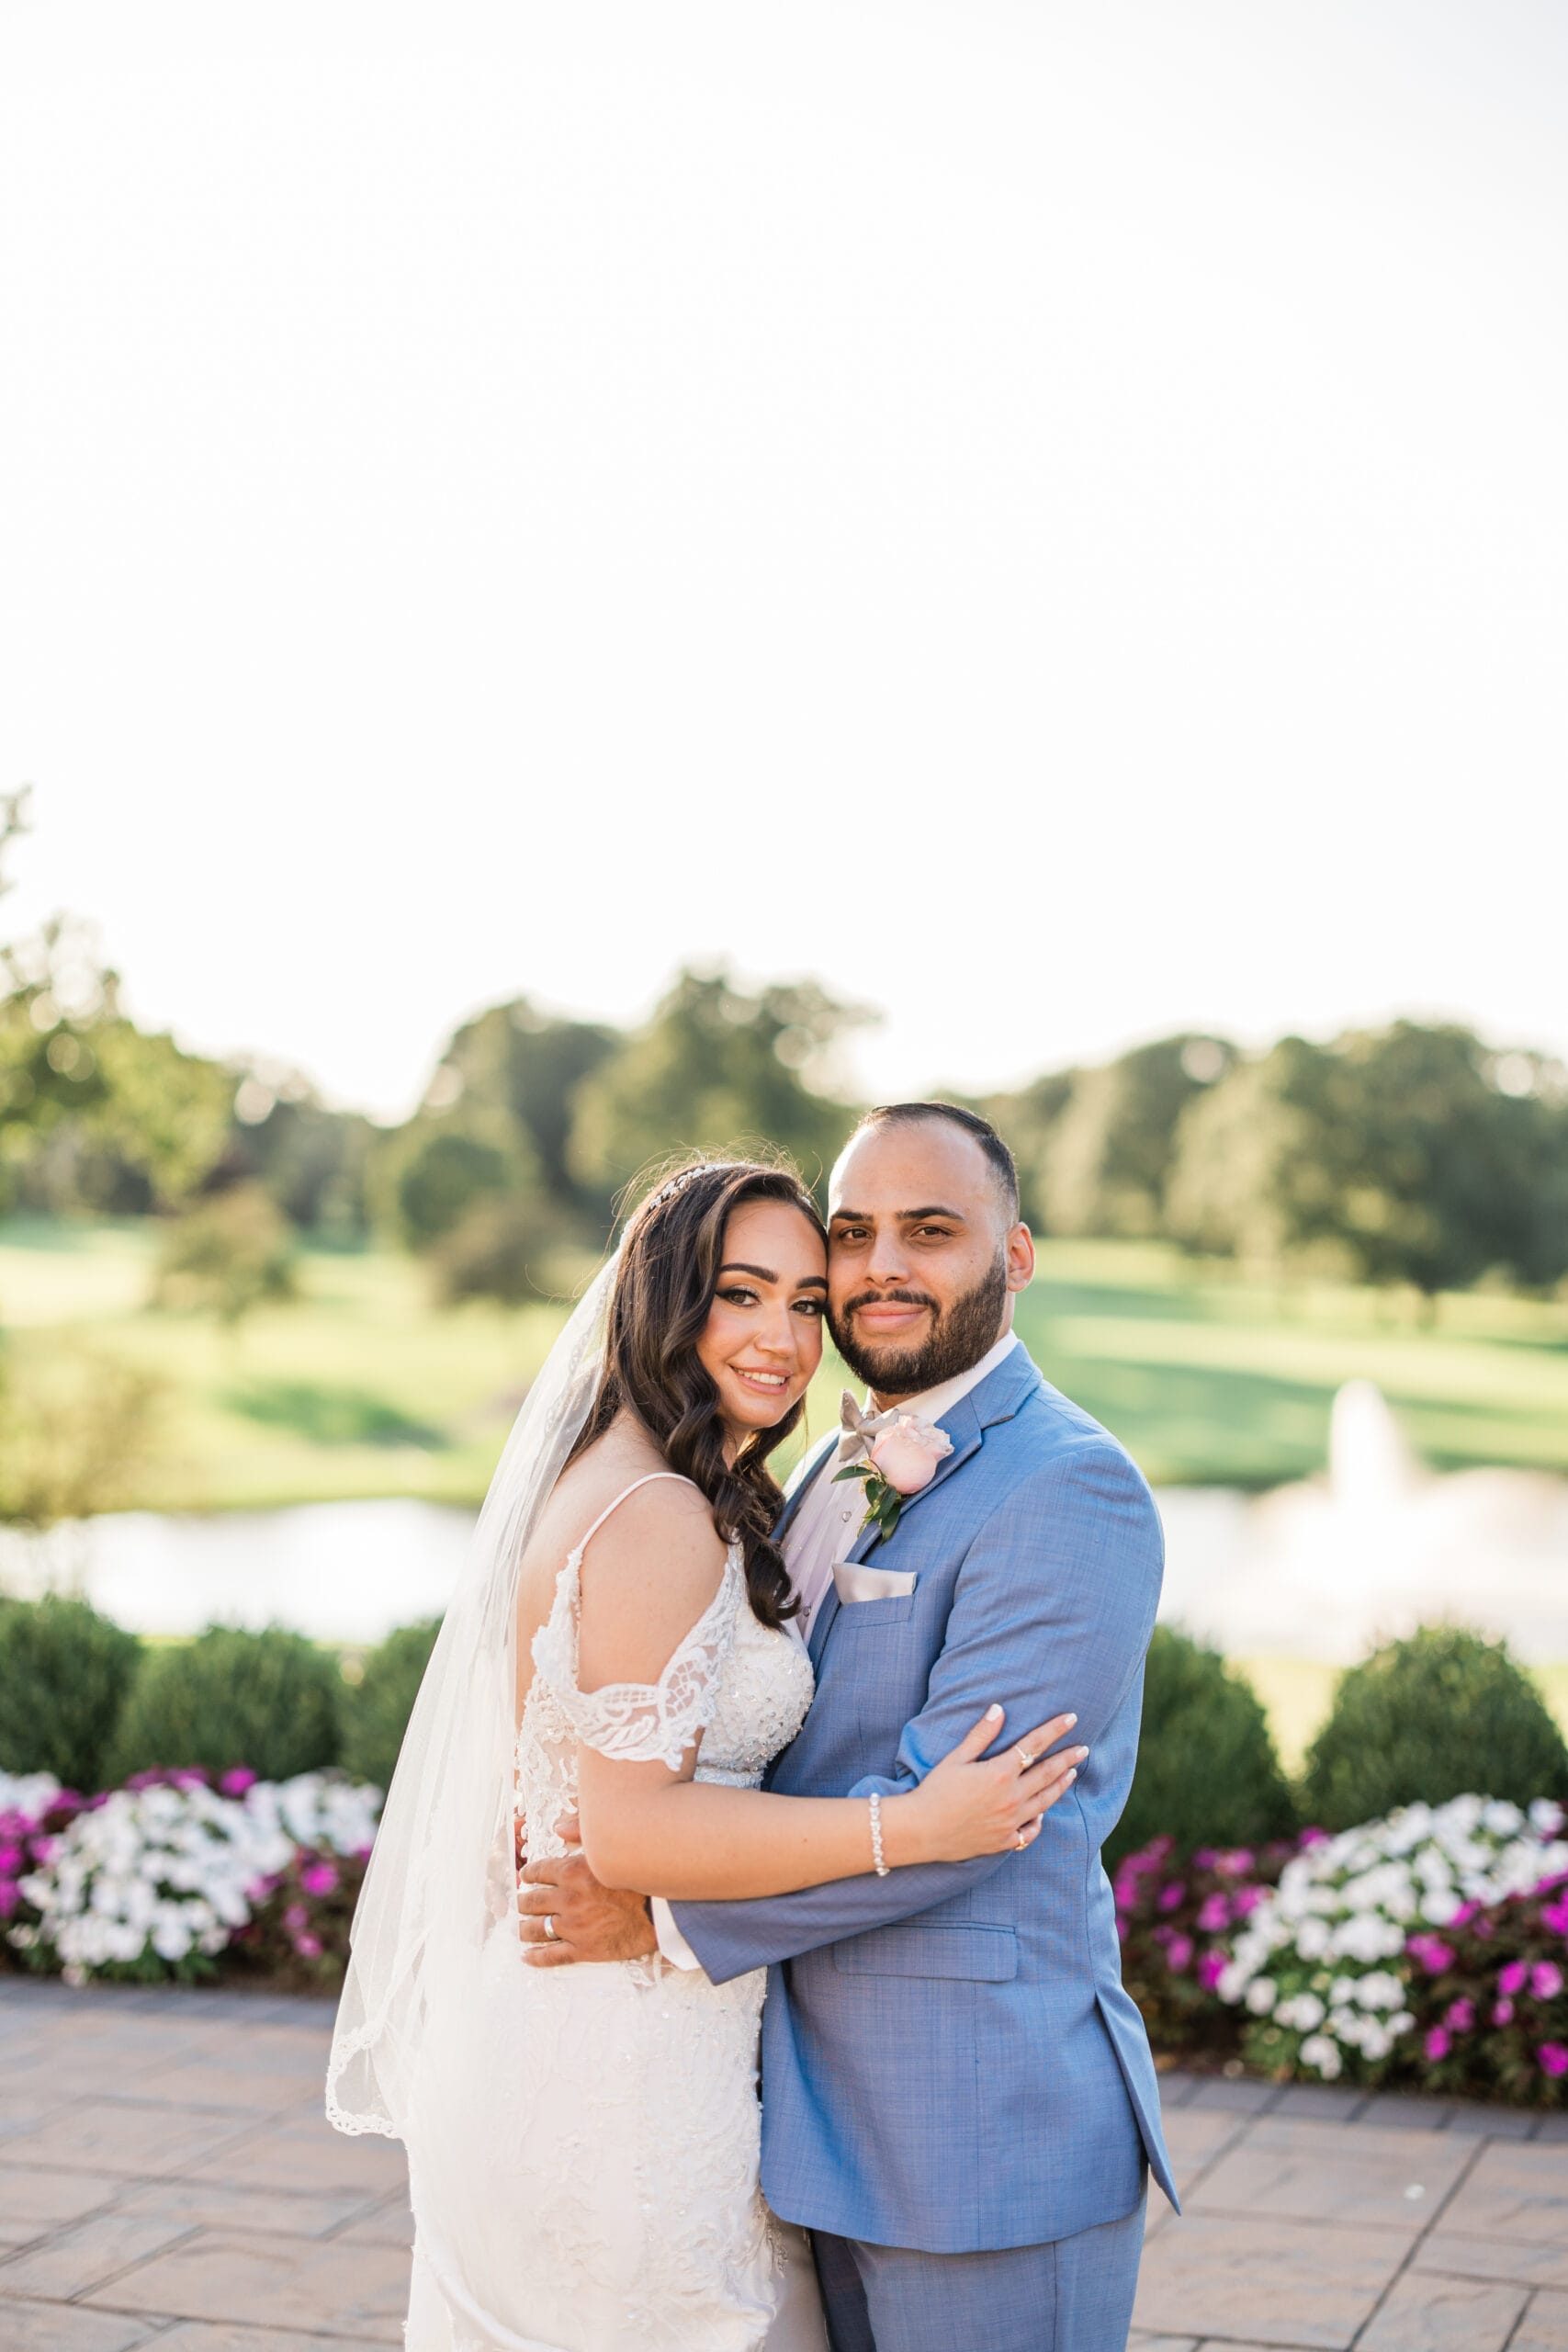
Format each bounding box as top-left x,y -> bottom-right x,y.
833,1562 -> 918,1603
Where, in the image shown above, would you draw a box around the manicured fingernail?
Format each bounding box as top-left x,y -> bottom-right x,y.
1065,1713 -> 1077,1728
1066,1767 -> 1077,1782
1076,1746 -> 1089,1759
987,1703 -> 1004,1722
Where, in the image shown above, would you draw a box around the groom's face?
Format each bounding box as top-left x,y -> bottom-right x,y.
826,1120 -> 1033,1404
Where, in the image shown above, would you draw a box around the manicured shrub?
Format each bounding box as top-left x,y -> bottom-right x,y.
0,1595 -> 141,1792
1303,1626 -> 1568,1833
340,1617 -> 441,1792
1108,1624 -> 1298,1871
110,1625 -> 343,1783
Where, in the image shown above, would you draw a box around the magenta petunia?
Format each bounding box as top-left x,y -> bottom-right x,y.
1444,1998 -> 1476,2033
299,1861 -> 339,1898
1231,1886 -> 1265,1917
294,1932 -> 324,1960
1409,1935 -> 1455,1975
1542,1898 -> 1568,1937
1425,2028 -> 1450,2062
1495,1998 -> 1516,2027
219,1767 -> 258,1796
1198,1951 -> 1227,1990
1499,1960 -> 1529,1997
1196,1894 -> 1230,1935
0,1880 -> 18,1919
1165,1935 -> 1194,1973
0,1843 -> 22,1874
1538,2042 -> 1568,2077
283,1903 -> 309,1933
1157,1883 -> 1186,1914
1533,1962 -> 1564,2001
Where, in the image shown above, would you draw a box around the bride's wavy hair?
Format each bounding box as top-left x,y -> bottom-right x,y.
567,1157 -> 827,1629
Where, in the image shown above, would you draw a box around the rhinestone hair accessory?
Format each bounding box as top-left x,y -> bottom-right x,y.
645,1165 -> 716,1211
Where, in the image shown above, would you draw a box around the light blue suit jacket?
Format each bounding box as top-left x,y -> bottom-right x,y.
672,1345 -> 1177,2254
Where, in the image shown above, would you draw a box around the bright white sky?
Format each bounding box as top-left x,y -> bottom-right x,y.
3,2 -> 1565,1120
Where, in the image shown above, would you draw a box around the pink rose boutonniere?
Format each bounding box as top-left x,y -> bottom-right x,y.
833,1391 -> 953,1542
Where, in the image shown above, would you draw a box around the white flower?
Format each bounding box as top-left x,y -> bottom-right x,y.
1299,2033 -> 1343,2079
1244,1977 -> 1278,2015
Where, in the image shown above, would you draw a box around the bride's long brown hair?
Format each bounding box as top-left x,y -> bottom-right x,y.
566,1159 -> 826,1629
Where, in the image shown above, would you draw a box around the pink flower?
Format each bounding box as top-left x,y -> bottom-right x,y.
0,1880 -> 19,1919
27,1837 -> 57,1867
1166,1935 -> 1194,1973
1157,1883 -> 1186,1914
1220,1849 -> 1255,1876
1541,1897 -> 1568,1937
1196,1894 -> 1231,1935
1425,2028 -> 1451,2062
220,1767 -> 258,1796
1499,1961 -> 1529,1997
293,1932 -> 323,1960
1409,1936 -> 1455,1975
868,1414 -> 953,1495
1192,1848 -> 1219,1871
1115,1917 -> 1128,1943
1444,1998 -> 1476,2033
299,1861 -> 339,1898
1539,2042 -> 1568,2077
1533,1962 -> 1564,2000
1232,1886 -> 1265,1918
1198,1951 -> 1228,1990
0,1843 -> 22,1874
1495,1998 -> 1516,2026
283,1904 -> 309,1933
1450,1902 -> 1478,1928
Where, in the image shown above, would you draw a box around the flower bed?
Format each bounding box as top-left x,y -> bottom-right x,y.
0,1767 -> 379,1986
1113,1831 -> 1311,2053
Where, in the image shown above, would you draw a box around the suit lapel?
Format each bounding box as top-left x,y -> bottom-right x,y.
807,1347 -> 1043,1672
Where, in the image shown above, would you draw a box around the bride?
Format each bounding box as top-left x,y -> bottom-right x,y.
326,1158 -> 1077,2352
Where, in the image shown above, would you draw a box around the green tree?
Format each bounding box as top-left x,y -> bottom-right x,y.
0,1342 -> 164,1526
371,1120 -> 536,1253
1039,1035 -> 1235,1238
152,1184 -> 298,1326
227,1068 -> 374,1236
568,968 -> 866,1200
423,1000 -> 616,1215
1165,1035 -> 1348,1271
429,1192 -> 568,1306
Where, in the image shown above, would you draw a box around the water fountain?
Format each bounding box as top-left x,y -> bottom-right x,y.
1157,1380 -> 1568,1662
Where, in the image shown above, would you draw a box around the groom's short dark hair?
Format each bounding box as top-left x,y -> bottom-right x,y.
850,1101 -> 1021,1223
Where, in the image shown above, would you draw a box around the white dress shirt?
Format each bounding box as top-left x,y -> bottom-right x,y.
651,1326 -> 1021,1970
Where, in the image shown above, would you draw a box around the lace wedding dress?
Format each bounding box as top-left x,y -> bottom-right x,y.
400,1474 -> 826,2352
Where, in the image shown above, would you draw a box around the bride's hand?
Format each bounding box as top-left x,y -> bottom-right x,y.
890,1706 -> 1087,1865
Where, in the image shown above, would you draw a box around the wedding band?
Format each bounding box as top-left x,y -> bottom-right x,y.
543,1916 -> 559,1941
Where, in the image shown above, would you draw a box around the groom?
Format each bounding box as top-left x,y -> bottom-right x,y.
521,1102 -> 1175,2349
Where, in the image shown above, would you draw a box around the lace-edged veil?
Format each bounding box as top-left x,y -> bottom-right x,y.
326,1254 -> 617,2139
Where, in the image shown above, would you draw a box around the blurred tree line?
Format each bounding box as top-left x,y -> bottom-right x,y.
4,789 -> 1567,1314
981,1024 -> 1568,1305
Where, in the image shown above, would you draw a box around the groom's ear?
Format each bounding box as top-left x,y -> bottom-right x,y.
1005,1223 -> 1035,1295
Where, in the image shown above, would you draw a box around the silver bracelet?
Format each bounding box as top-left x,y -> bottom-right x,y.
868,1791 -> 890,1877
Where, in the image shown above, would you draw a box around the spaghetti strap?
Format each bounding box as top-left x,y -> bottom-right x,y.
570,1471 -> 702,1563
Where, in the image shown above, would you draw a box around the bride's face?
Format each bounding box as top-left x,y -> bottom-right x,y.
696,1198 -> 828,1442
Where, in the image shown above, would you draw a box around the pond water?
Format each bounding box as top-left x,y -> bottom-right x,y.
5,1387 -> 1567,1662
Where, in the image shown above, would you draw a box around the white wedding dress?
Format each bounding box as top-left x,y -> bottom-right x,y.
401,1474 -> 828,2352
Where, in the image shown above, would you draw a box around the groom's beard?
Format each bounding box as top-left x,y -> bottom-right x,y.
829,1253 -> 1010,1399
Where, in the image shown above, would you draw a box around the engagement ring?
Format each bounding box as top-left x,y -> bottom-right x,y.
1014,1747 -> 1036,1768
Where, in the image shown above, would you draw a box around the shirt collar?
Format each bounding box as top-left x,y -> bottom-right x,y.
866,1328 -> 1021,1431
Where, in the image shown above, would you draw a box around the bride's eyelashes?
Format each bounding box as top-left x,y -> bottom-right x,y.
716,1284 -> 824,1317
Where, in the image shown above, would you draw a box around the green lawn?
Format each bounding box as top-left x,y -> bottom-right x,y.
3,1218 -> 1566,1513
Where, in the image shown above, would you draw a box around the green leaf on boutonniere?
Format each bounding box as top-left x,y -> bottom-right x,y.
831,1466 -> 864,1485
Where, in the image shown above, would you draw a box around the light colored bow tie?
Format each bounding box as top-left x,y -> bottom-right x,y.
836,1392 -> 899,1466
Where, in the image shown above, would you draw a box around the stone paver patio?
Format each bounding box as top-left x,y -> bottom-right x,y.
6,1982 -> 1568,2347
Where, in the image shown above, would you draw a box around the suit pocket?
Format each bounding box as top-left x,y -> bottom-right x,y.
833,1592 -> 918,1627
832,1922 -> 1019,1982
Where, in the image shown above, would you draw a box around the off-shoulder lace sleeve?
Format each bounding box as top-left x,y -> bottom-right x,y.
531,1550 -> 745,1772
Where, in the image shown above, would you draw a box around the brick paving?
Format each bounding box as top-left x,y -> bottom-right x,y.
6,1982 -> 1568,2347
